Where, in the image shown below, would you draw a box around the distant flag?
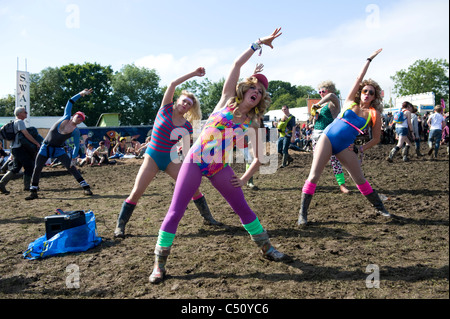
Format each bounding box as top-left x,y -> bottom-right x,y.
441,99 -> 446,111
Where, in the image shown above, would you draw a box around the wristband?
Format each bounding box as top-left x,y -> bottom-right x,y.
367,58 -> 372,62
251,42 -> 261,51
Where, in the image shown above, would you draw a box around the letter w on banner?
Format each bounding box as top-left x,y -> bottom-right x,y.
16,70 -> 31,126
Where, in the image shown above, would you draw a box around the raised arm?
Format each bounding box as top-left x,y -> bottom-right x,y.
63,88 -> 93,120
161,67 -> 206,108
214,28 -> 282,112
345,49 -> 382,104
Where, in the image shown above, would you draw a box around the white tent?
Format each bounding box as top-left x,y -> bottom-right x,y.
264,107 -> 310,122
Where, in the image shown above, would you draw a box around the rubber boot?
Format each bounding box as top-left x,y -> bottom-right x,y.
297,193 -> 313,226
0,171 -> 14,195
402,145 -> 410,162
251,230 -> 292,262
194,196 -> 223,226
387,146 -> 399,162
23,175 -> 31,191
149,245 -> 171,284
280,153 -> 291,168
364,190 -> 391,217
415,146 -> 423,157
25,188 -> 38,200
114,201 -> 136,238
247,176 -> 255,189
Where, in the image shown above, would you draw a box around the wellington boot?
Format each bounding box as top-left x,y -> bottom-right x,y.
194,196 -> 223,226
149,245 -> 171,284
251,230 -> 292,262
298,193 -> 313,226
25,189 -> 38,200
114,201 -> 136,238
364,190 -> 391,217
0,171 -> 14,195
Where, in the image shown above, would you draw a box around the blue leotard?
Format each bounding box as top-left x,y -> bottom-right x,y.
323,107 -> 370,155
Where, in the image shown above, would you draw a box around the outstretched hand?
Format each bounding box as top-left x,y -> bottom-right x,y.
369,48 -> 382,61
253,63 -> 264,74
194,67 -> 206,77
259,27 -> 282,49
80,88 -> 93,97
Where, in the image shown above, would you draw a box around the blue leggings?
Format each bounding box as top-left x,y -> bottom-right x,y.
160,162 -> 257,234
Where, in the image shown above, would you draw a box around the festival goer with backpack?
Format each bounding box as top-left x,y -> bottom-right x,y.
25,89 -> 94,200
0,107 -> 41,195
113,67 -> 222,239
387,101 -> 415,162
298,48 -> 391,227
149,28 -> 291,284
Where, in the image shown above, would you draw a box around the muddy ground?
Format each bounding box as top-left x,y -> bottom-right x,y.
0,143 -> 448,302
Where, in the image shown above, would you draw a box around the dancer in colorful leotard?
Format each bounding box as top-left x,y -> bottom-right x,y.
114,68 -> 222,238
149,28 -> 291,284
25,89 -> 93,200
311,80 -> 349,194
298,49 -> 391,226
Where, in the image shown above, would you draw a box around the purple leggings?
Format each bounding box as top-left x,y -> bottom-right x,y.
160,162 -> 257,234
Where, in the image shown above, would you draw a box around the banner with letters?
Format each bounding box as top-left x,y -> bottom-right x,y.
16,70 -> 31,126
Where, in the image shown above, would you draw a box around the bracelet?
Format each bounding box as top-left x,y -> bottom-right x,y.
251,42 -> 262,51
367,58 -> 372,62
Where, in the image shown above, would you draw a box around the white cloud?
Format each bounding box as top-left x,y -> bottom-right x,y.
133,0 -> 448,104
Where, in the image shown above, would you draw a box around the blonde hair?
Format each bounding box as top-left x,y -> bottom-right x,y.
354,79 -> 383,113
179,90 -> 202,124
226,76 -> 271,128
317,80 -> 336,94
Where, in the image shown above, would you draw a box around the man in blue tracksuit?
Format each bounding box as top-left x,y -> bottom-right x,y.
25,89 -> 93,200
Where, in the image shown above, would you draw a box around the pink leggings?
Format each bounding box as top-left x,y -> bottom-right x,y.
160,162 -> 257,234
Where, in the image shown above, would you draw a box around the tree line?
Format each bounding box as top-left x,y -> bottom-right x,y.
0,58 -> 448,126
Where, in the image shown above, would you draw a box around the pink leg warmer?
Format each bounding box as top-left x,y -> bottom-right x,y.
302,180 -> 317,195
125,199 -> 137,206
356,180 -> 373,196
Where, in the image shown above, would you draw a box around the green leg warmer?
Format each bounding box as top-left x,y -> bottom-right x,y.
156,230 -> 176,247
335,172 -> 346,186
243,218 -> 264,236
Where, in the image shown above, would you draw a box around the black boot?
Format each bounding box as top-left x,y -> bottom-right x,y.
251,230 -> 292,262
114,201 -> 136,238
298,193 -> 313,226
364,190 -> 391,217
387,146 -> 400,162
194,195 -> 223,226
25,188 -> 38,200
402,145 -> 410,162
0,171 -> 14,195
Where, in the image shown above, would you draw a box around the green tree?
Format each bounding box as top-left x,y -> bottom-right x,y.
61,62 -> 114,126
30,62 -> 114,126
0,94 -> 16,116
111,64 -> 162,125
391,58 -> 449,105
179,78 -> 224,119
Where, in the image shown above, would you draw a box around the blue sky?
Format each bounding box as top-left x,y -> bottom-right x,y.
1,0 -> 449,105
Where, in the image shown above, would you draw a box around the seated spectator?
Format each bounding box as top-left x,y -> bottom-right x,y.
127,138 -> 141,156
110,137 -> 127,159
79,143 -> 96,166
136,136 -> 151,159
93,141 -> 110,165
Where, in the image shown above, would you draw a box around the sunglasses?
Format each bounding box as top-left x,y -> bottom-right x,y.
362,89 -> 375,96
318,90 -> 327,94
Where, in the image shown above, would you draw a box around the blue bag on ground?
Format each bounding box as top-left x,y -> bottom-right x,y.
23,210 -> 102,260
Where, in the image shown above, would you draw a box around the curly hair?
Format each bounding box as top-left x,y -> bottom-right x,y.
226,76 -> 272,128
353,78 -> 383,113
317,80 -> 336,94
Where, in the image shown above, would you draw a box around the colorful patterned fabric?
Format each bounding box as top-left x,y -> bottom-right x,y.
190,106 -> 251,177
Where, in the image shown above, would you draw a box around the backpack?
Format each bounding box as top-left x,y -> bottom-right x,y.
0,121 -> 17,141
393,110 -> 406,124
